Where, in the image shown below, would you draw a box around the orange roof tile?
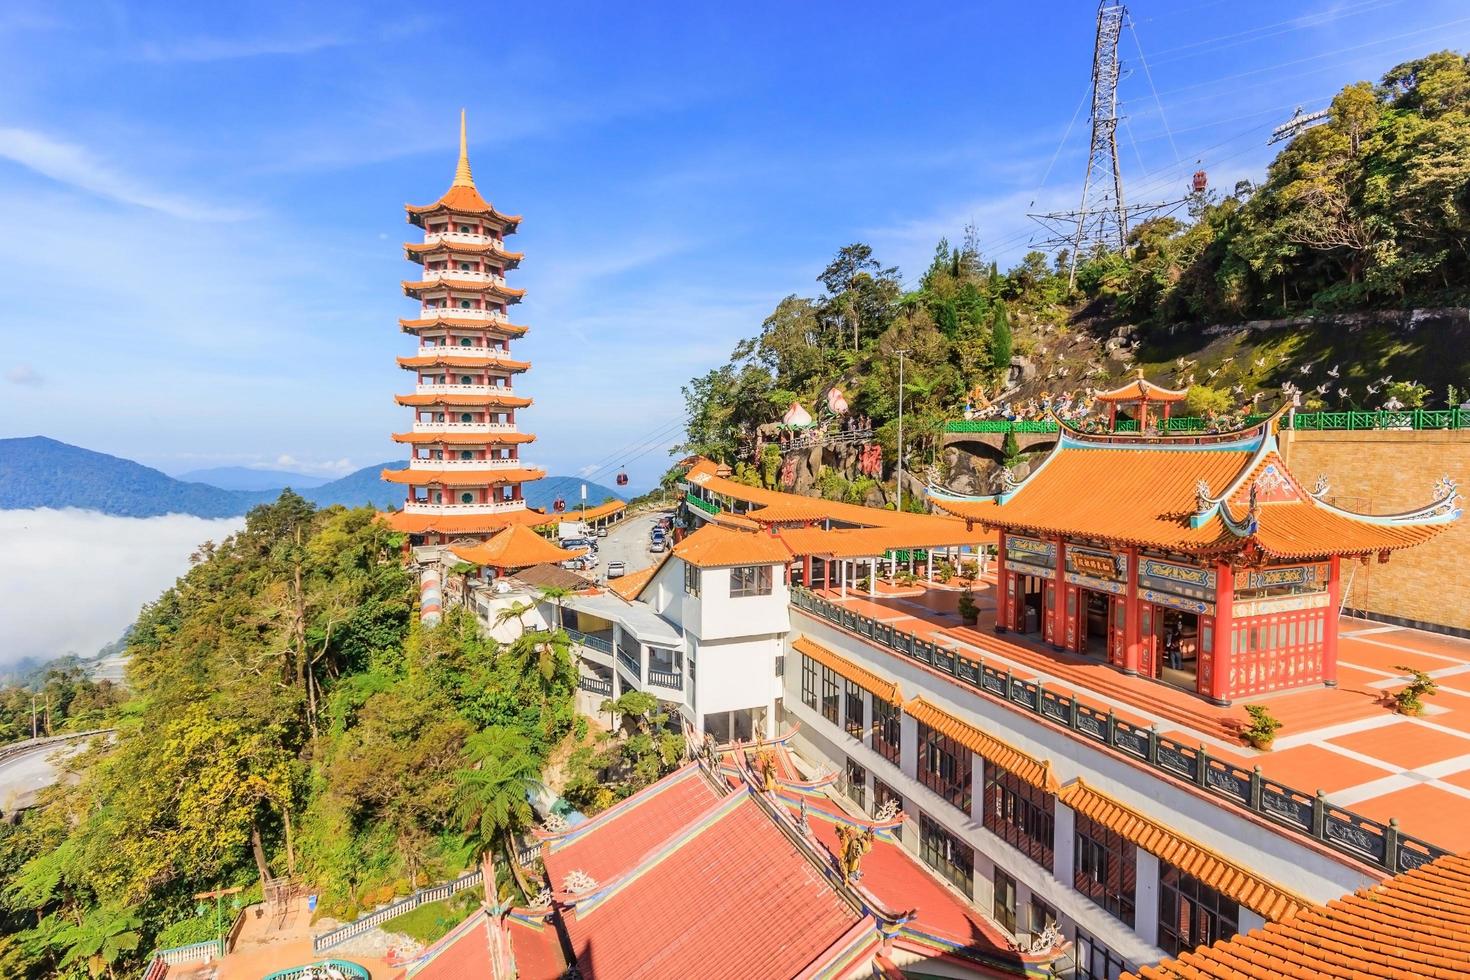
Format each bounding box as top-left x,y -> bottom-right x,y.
404,115 -> 523,226
397,354 -> 531,372
532,500 -> 627,525
672,523 -> 794,568
381,466 -> 545,486
403,239 -> 524,262
402,277 -> 527,299
903,696 -> 1059,792
1095,373 -> 1189,403
931,432 -> 1454,559
1130,851 -> 1470,979
380,508 -> 551,535
451,524 -> 586,569
1059,779 -> 1309,922
776,524 -> 992,558
399,316 -> 528,335
395,392 -> 532,408
609,556 -> 667,601
391,431 -> 536,445
793,635 -> 902,705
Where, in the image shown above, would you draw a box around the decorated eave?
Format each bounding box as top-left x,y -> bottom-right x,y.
381,466 -> 546,487
401,277 -> 527,300
391,430 -> 536,446
404,111 -> 522,229
398,315 -> 528,336
394,392 -> 532,408
396,353 -> 531,372
927,409 -> 1459,561
1095,372 -> 1189,403
382,508 -> 551,536
403,239 -> 524,265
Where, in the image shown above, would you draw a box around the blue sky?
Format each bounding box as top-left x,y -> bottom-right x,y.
1,1 -> 1467,491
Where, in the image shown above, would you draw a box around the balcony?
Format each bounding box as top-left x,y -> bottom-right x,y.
419,268 -> 509,288
415,384 -> 516,396
566,628 -> 614,655
423,232 -> 512,251
408,457 -> 526,471
578,675 -> 613,697
401,499 -> 526,514
416,307 -> 509,322
616,648 -> 640,679
647,668 -> 684,691
417,345 -> 515,360
410,421 -> 517,433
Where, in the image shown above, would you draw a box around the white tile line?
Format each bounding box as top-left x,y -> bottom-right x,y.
1340,625 -> 1403,637
1340,635 -> 1469,666
1404,716 -> 1470,743
1427,778 -> 1470,802
1312,740 -> 1404,775
1413,752 -> 1470,779
1270,713 -> 1405,750
1325,773 -> 1419,806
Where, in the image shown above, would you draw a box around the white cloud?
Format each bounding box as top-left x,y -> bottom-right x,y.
0,509 -> 244,666
274,455 -> 355,476
5,364 -> 41,385
136,33 -> 352,63
0,127 -> 250,221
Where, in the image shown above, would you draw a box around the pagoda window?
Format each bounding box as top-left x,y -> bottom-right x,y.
457,224 -> 471,233
433,492 -> 443,504
459,450 -> 473,460
459,375 -> 473,385
459,337 -> 472,346
458,261 -> 471,271
460,413 -> 473,423
460,492 -> 474,504
459,300 -> 472,309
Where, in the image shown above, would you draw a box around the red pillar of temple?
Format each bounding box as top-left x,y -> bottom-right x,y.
1207,561 -> 1235,705
1108,403 -> 1118,430
1123,546 -> 1141,675
1323,555 -> 1342,687
1053,536 -> 1069,651
994,530 -> 1010,633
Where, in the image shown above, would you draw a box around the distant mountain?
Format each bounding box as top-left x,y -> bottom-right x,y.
0,437 -> 623,519
175,465 -> 330,491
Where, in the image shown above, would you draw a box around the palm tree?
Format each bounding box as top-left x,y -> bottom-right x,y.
54,904 -> 140,979
537,586 -> 573,631
507,630 -> 573,704
454,727 -> 540,899
493,600 -> 534,636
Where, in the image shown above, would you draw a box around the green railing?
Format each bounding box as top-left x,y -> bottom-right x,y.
262,960 -> 371,980
685,492 -> 720,516
945,409 -> 1470,435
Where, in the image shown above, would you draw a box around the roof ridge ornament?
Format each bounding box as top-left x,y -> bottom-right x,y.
453,108 -> 475,187
1195,479 -> 1212,514
1311,474 -> 1330,498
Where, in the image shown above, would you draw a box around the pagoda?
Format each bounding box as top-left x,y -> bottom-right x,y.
384,111 -> 547,546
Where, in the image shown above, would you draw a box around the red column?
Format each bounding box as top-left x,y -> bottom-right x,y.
1323,555 -> 1341,687
1207,561 -> 1234,705
1139,400 -> 1150,431
1053,536 -> 1068,651
994,531 -> 1010,633
1108,403 -> 1117,430
1123,546 -> 1141,675
1163,402 -> 1173,421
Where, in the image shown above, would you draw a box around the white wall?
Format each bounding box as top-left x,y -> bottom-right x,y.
693,634 -> 784,729
692,564 -> 791,640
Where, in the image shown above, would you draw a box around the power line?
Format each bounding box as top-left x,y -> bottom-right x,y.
1127,13 -> 1181,165
1147,0 -> 1410,64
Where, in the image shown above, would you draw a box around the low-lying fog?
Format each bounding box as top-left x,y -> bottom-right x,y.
0,509 -> 244,669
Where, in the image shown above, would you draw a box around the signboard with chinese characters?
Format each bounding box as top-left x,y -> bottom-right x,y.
1005,535 -> 1055,574
1064,546 -> 1127,593
1139,557 -> 1216,603
1238,562 -> 1329,593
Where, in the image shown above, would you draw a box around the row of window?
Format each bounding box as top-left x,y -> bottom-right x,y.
683,564 -> 773,599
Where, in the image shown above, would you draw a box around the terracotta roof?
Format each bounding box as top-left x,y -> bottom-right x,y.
1059,779 -> 1309,922
380,508 -> 551,535
533,500 -> 627,525
608,556 -> 666,601
402,277 -> 527,299
404,115 -> 523,226
776,524 -> 992,559
392,430 -> 536,445
451,524 -> 586,569
903,696 -> 1059,792
1130,851 -> 1470,980
395,392 -> 532,408
930,433 -> 1454,558
1095,374 -> 1189,403
793,635 -> 902,705
399,316 -> 528,335
381,466 -> 545,486
510,562 -> 594,592
404,238 -> 524,262
397,353 -> 531,372
672,523 -> 794,568
412,907 -> 498,980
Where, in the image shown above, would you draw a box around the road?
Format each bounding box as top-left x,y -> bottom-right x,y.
0,737 -> 92,816
595,509 -> 672,584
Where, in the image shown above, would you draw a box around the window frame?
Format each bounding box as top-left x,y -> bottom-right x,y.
800,655 -> 817,711
918,812 -> 974,894
1073,812 -> 1137,928
843,680 -> 864,739
1157,863 -> 1240,957
683,562 -> 701,597
917,720 -> 973,814
844,756 -> 867,809
873,698 -> 901,765
983,764 -> 1056,869
819,664 -> 840,725
729,564 -> 773,598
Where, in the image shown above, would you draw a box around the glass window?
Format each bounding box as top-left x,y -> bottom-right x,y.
1074,813 -> 1137,927
730,564 -> 773,598
460,450 -> 473,460
1158,864 -> 1240,957
873,699 -> 901,765
993,868 -> 1017,934
919,813 -> 973,894
800,655 -> 817,711
1074,928 -> 1128,980
844,681 -> 864,739
774,654 -> 784,678
459,492 -> 473,504
917,721 -> 972,814
1027,895 -> 1057,936
820,665 -> 840,725
683,563 -> 701,597
845,756 -> 866,809
984,764 -> 1055,868
459,299 -> 472,309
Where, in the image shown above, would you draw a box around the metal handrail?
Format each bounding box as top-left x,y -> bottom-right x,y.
311,869 -> 483,952
944,409 -> 1470,435
789,586 -> 1446,874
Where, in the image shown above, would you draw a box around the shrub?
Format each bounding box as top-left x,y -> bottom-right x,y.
1241,704 -> 1282,749
1393,665 -> 1438,715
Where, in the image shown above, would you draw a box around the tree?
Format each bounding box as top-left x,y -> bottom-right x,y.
452,727 -> 539,891
537,586 -> 573,631
990,303 -> 1013,380
54,904 -> 140,979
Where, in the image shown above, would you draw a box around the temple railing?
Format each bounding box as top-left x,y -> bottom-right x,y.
944,409 -> 1470,435
685,492 -> 721,516
616,648 -> 640,679
311,869 -> 483,952
789,586 -> 1448,874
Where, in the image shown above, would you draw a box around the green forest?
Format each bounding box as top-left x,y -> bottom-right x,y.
0,496 -> 680,978
678,51 -> 1470,474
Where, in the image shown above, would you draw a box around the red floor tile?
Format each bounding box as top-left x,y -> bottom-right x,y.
1341,782 -> 1470,852
1329,721 -> 1470,772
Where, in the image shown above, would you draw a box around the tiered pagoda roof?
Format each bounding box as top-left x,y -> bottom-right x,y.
382,466 -> 546,487
394,392 -> 532,408
392,430 -> 536,446
401,276 -> 527,300
398,314 -> 529,335
929,410 -> 1458,560
396,353 -> 531,372
403,112 -> 522,229
1095,372 -> 1189,404
403,238 -> 525,264
450,524 -> 586,570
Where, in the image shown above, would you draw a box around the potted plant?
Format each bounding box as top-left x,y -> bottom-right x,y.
1241,704 -> 1282,751
957,588 -> 979,626
1392,665 -> 1438,716
936,559 -> 956,584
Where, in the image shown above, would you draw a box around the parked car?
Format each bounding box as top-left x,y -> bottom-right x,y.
649,538 -> 667,554
597,526 -> 608,537
607,560 -> 626,578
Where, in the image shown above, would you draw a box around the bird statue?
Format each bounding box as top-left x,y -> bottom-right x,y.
1338,387 -> 1349,399
1207,368 -> 1220,379
1231,383 -> 1245,395
1299,363 -> 1313,375
1326,364 -> 1340,379
1366,384 -> 1380,395
1314,383 -> 1330,396
1254,357 -> 1267,368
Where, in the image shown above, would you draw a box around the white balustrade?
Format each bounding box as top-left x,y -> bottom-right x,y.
424,232 -> 513,251
417,345 -> 514,360
410,421 -> 517,433
402,499 -> 527,514
418,268 -> 509,288
408,457 -> 529,471
415,307 -> 509,322
414,384 -> 516,396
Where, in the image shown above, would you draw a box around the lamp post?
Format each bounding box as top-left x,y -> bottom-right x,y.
896,349 -> 909,513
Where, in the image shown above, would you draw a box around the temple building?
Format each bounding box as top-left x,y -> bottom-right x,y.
929,388 -> 1459,704
384,111 -> 546,547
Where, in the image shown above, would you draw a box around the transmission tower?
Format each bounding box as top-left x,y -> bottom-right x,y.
1029,1 -> 1181,286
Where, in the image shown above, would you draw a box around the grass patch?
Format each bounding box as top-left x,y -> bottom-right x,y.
378,890 -> 481,944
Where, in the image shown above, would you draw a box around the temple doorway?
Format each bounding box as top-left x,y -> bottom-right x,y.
1157,610 -> 1200,690
1081,589 -> 1113,657
1018,575 -> 1045,634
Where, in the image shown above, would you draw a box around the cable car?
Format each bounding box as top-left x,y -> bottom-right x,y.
616,469 -> 629,487
1191,169 -> 1208,193
552,497 -> 566,513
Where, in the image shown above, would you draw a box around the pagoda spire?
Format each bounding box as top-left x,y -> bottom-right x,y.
453,108 -> 474,188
